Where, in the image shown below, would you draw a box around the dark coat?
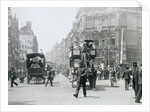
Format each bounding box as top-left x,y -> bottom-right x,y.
132,67 -> 138,84
137,68 -> 142,85
123,69 -> 130,80
11,70 -> 17,80
76,67 -> 87,83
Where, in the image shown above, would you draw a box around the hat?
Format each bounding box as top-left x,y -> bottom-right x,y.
133,62 -> 137,66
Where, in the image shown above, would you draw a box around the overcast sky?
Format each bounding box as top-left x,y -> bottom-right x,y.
12,7 -> 79,54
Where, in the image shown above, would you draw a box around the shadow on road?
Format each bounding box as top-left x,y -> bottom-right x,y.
53,82 -> 59,84
86,96 -> 101,98
95,85 -> 111,91
8,101 -> 34,105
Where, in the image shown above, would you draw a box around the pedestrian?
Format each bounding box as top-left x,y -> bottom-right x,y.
97,68 -> 101,80
10,67 -> 18,87
8,69 -> 11,81
87,67 -> 93,89
92,66 -> 97,90
45,65 -> 53,87
132,62 -> 138,97
109,68 -> 117,87
73,61 -> 87,98
19,75 -> 25,83
135,64 -> 142,103
122,66 -> 130,90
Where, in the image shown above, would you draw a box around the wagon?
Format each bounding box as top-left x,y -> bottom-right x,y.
26,53 -> 46,84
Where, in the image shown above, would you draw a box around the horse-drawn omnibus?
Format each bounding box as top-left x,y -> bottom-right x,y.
69,39 -> 96,88
26,53 -> 46,84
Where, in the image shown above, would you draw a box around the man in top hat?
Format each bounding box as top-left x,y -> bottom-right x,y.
122,66 -> 130,90
132,62 -> 138,97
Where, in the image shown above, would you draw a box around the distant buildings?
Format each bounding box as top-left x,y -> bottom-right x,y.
49,7 -> 142,68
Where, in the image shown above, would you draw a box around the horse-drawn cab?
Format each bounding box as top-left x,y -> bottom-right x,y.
26,53 -> 46,84
69,39 -> 96,88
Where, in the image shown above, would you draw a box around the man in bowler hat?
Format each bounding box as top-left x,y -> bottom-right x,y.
73,61 -> 87,98
122,66 -> 130,90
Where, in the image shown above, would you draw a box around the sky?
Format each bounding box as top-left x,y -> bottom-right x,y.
12,7 -> 79,54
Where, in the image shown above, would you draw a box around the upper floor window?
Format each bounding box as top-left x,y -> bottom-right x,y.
110,38 -> 115,45
121,15 -> 127,26
94,20 -> 99,28
86,20 -> 92,28
102,19 -> 108,27
110,17 -> 116,26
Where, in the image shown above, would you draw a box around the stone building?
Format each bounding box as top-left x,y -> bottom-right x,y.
49,7 -> 142,69
19,21 -> 38,72
72,7 -> 142,67
8,7 -> 21,71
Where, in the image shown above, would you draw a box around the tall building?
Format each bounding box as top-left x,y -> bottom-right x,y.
73,7 -> 142,67
49,7 -> 142,69
19,21 -> 38,72
8,7 -> 21,71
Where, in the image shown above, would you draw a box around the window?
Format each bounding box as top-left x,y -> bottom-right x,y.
121,15 -> 127,26
94,20 -> 99,28
110,17 -> 116,26
126,51 -> 132,58
111,38 -> 115,45
102,19 -> 107,27
86,20 -> 92,28
96,49 -> 100,57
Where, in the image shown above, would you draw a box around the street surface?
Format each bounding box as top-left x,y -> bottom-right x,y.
8,74 -> 141,105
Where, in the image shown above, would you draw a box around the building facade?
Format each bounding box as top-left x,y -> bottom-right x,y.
49,7 -> 142,69
72,7 -> 142,67
19,21 -> 38,72
8,7 -> 21,72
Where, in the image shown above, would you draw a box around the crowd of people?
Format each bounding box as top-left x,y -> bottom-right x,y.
72,61 -> 142,103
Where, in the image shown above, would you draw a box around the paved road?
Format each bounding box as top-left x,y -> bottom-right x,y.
8,74 -> 141,105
